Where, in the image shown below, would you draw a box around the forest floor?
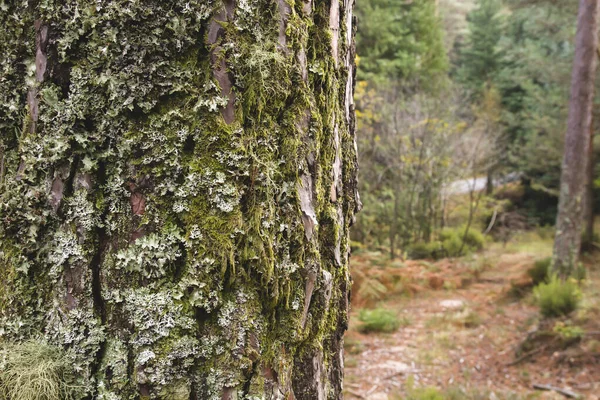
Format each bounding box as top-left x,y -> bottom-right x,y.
344,231 -> 600,399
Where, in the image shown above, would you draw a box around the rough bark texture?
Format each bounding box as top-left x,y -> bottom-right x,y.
553,0 -> 599,277
0,1 -> 359,399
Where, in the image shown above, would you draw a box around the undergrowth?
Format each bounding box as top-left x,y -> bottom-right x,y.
534,274 -> 582,317
408,225 -> 485,260
527,257 -> 550,285
357,308 -> 405,333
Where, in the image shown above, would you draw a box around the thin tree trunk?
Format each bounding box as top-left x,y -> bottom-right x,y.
553,0 -> 600,278
390,179 -> 400,260
0,1 -> 359,399
458,179 -> 484,256
582,117 -> 595,248
486,170 -> 494,195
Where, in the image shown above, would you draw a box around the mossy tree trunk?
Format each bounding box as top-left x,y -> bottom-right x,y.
553,0 -> 598,278
0,1 -> 359,399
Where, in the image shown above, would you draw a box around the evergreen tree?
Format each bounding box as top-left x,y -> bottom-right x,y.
456,0 -> 504,95
356,0 -> 448,87
496,2 -> 578,224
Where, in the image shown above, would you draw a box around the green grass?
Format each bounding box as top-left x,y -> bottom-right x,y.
357,308 -> 405,333
500,230 -> 553,257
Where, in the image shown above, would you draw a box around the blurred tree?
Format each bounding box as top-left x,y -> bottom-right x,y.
553,0 -> 599,277
455,0 -> 504,97
355,0 -> 448,89
454,0 -> 505,193
495,1 -> 577,224
354,0 -> 454,258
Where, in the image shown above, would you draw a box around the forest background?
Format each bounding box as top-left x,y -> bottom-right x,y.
352,0 -> 591,259
345,1 -> 600,398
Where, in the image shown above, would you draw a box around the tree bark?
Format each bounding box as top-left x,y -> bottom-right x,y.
0,1 -> 359,399
582,117 -> 595,249
553,0 -> 599,277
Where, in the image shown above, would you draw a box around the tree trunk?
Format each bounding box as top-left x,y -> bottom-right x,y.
583,117 -> 595,249
0,1 -> 359,399
390,179 -> 400,260
486,170 -> 493,195
553,0 -> 599,277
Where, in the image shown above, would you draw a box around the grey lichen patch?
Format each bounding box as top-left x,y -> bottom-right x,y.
47,307 -> 104,354
96,338 -> 129,399
194,287 -> 268,399
112,225 -> 184,279
101,288 -> 200,397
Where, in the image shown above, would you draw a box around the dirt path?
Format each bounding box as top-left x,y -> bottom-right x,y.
344,251 -> 600,399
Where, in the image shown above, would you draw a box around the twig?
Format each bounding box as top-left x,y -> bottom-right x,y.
587,241 -> 600,250
384,369 -> 420,380
505,345 -> 546,366
346,383 -> 362,389
532,383 -> 582,399
484,207 -> 498,234
365,384 -> 379,396
477,278 -> 504,284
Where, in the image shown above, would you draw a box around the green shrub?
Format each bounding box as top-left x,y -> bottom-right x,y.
438,226 -> 485,257
407,227 -> 485,260
462,227 -> 485,250
527,257 -> 551,285
553,321 -> 584,341
0,340 -> 80,400
357,308 -> 401,333
441,233 -> 463,257
462,310 -> 482,328
407,242 -> 441,260
534,275 -> 582,317
439,226 -> 484,249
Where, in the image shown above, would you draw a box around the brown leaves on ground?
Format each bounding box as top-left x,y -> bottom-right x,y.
345,248 -> 600,399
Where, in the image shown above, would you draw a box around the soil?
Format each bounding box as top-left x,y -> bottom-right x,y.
344,248 -> 600,399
